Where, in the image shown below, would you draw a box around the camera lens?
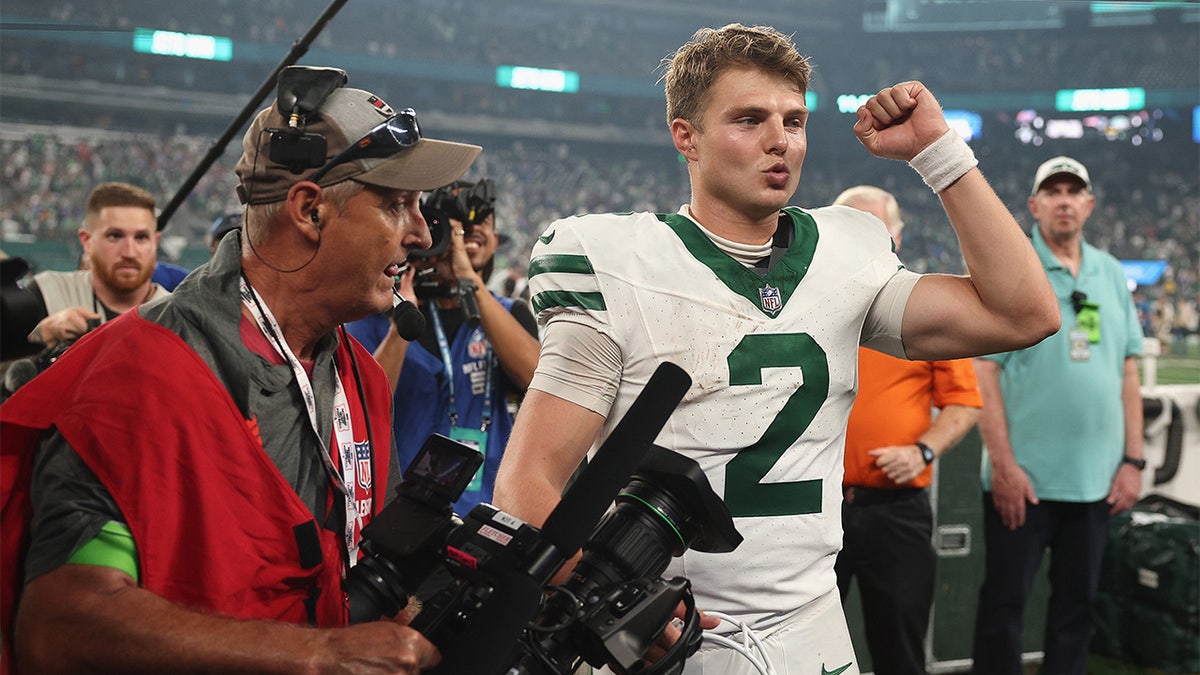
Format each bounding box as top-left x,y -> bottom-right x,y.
566,477 -> 691,601
345,549 -> 412,624
409,204 -> 453,260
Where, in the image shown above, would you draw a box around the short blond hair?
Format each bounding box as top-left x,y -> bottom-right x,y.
660,23 -> 812,127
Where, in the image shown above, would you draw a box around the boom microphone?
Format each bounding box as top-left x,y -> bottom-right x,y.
391,290 -> 426,341
540,361 -> 693,563
424,360 -> 694,674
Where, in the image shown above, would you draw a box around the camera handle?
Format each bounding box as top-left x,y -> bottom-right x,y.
455,278 -> 481,329
611,578 -> 701,675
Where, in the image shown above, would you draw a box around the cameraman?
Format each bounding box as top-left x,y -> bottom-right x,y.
3,182 -> 171,362
0,70 -> 480,673
347,179 -> 540,515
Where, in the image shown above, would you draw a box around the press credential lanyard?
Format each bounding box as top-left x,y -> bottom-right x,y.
427,300 -> 494,432
428,301 -> 491,492
239,276 -> 364,564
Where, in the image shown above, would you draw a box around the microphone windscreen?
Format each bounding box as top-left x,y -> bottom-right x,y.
391,300 -> 427,341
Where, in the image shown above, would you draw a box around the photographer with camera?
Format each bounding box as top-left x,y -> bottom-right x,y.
0,67 -> 480,673
346,178 -> 540,515
2,182 -> 170,368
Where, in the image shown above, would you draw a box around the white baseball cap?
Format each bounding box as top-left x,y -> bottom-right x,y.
1031,156 -> 1091,196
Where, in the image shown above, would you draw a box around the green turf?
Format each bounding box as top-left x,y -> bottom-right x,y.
1142,339 -> 1200,386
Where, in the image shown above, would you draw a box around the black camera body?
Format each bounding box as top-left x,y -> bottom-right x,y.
267,66 -> 348,174
348,437 -> 741,675
345,433 -> 482,624
408,501 -> 555,660
410,179 -> 496,325
410,179 -> 496,262
35,317 -> 102,372
505,445 -> 741,675
345,363 -> 743,675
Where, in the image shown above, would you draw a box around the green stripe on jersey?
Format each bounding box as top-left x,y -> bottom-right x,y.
529,253 -> 595,277
532,289 -> 607,313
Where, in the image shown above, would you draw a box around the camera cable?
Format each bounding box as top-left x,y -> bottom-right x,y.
700,611 -> 777,675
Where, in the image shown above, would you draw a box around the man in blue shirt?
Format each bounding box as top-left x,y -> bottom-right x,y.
346,179 -> 539,515
972,156 -> 1145,675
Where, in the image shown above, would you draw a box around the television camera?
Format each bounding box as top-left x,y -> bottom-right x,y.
410,178 -> 496,264
408,179 -> 497,327
345,362 -> 743,675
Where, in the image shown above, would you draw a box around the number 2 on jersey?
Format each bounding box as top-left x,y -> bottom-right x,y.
724,333 -> 829,517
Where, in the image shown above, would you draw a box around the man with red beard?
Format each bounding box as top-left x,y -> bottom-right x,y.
23,182 -> 169,352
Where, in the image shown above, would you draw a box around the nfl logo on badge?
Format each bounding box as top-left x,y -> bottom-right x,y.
759,284 -> 782,314
356,442 -> 372,489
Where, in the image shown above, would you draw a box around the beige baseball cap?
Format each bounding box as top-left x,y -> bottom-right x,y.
236,86 -> 481,205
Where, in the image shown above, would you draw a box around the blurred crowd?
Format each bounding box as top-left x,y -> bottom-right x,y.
2,0 -> 1196,349
2,122 -> 1196,350
0,130 -> 240,247
3,2 -> 1195,131
9,1 -> 1194,92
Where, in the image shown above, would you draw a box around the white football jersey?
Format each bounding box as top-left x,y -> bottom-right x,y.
528,205 -> 910,635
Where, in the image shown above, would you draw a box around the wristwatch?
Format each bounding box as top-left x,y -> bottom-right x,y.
1121,455 -> 1147,471
917,441 -> 936,465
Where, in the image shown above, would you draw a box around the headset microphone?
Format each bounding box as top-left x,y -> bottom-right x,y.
391,290 -> 427,341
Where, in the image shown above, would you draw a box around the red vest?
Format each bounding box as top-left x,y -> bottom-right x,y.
1,312 -> 392,669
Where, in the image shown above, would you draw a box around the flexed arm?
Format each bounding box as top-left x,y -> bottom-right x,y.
855,81 -> 1060,361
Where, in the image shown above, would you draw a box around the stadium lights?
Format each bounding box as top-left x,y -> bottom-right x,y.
132,28 -> 232,62
1056,87 -> 1146,112
944,110 -> 982,141
496,66 -> 579,93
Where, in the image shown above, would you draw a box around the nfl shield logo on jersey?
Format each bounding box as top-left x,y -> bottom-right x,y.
759,284 -> 782,315
468,333 -> 488,359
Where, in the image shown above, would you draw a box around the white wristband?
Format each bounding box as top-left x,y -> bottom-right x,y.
908,129 -> 978,194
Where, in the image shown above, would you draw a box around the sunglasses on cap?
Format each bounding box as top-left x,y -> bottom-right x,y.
307,108 -> 421,185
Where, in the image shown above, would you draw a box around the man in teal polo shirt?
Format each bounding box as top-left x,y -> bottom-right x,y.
971,156 -> 1145,675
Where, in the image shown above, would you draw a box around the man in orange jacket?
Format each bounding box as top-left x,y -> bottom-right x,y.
833,185 -> 983,675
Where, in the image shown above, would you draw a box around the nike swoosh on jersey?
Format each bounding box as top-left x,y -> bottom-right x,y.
538,230 -> 556,245
821,663 -> 853,675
